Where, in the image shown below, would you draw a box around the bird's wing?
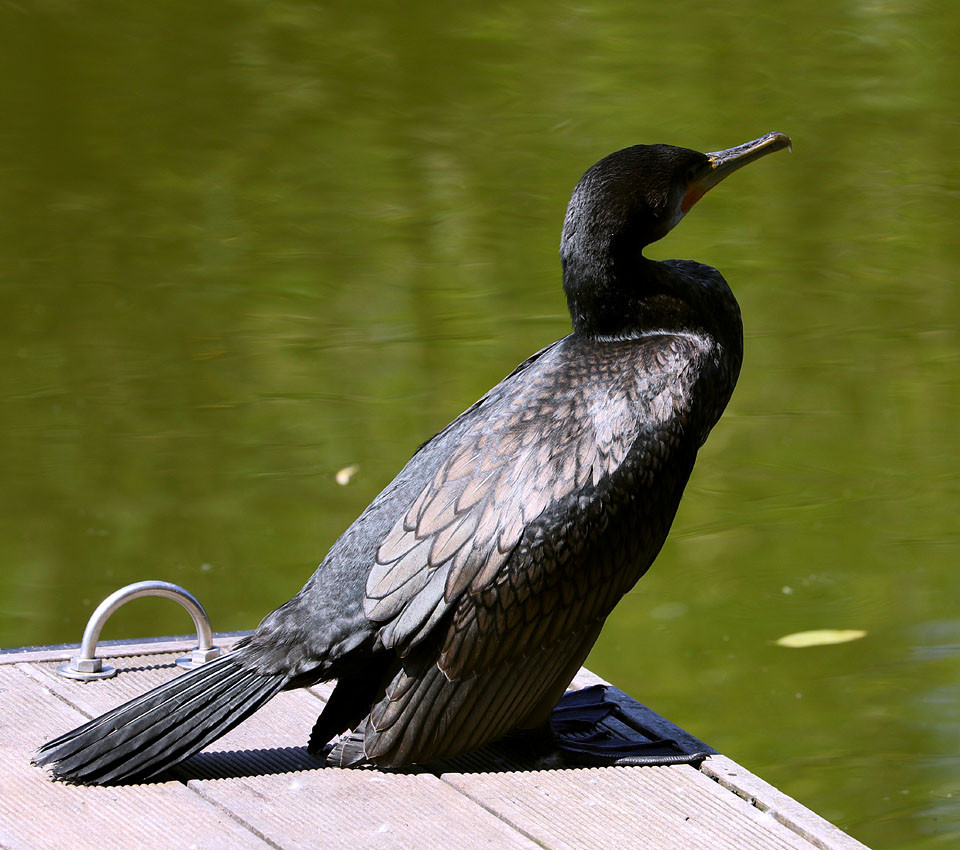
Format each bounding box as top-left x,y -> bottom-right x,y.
363,334 -> 705,677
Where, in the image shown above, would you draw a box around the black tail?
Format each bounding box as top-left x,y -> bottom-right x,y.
32,652 -> 286,785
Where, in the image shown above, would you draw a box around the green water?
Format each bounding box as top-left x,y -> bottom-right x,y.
1,2 -> 958,846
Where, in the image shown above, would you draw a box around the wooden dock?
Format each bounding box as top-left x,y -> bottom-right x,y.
0,634 -> 869,849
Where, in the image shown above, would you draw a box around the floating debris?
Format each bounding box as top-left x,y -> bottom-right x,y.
335,464 -> 359,486
776,629 -> 867,648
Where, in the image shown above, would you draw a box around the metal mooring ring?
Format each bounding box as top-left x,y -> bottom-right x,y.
56,580 -> 221,681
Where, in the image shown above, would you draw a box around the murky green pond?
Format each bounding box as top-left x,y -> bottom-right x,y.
2,2 -> 958,846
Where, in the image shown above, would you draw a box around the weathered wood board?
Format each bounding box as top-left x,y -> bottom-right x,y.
0,637 -> 870,850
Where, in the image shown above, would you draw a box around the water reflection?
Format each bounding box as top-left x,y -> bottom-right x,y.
1,2 -> 958,847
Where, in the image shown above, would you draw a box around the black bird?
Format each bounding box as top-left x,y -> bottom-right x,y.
34,131 -> 790,784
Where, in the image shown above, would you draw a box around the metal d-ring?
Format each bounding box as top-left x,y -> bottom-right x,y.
57,580 -> 221,681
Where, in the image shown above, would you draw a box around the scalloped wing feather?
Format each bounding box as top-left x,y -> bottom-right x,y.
362,334 -> 705,668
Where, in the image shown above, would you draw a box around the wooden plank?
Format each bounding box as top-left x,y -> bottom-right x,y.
20,649 -> 541,847
191,769 -> 542,850
701,755 -> 870,850
20,647 -> 542,847
5,638 -> 870,850
0,633 -> 249,666
22,654 -> 339,785
173,684 -> 333,782
0,665 -> 274,850
21,652 -> 215,717
569,669 -> 869,850
440,763 -> 818,850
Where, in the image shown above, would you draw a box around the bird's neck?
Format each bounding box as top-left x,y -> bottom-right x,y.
562,254 -> 742,352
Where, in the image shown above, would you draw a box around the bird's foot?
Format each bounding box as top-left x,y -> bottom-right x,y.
550,685 -> 711,767
323,720 -> 371,768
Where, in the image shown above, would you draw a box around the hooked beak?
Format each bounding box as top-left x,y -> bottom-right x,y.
681,131 -> 792,213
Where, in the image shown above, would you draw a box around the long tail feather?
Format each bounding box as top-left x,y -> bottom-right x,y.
32,653 -> 286,785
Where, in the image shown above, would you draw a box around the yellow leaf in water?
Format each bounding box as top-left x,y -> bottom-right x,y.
776,629 -> 867,648
335,464 -> 359,486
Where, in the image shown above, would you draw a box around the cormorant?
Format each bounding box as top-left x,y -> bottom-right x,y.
34,131 -> 791,784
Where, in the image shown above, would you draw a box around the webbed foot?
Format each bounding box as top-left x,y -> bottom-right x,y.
551,685 -> 711,767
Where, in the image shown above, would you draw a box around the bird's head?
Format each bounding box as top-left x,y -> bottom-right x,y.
560,132 -> 791,336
